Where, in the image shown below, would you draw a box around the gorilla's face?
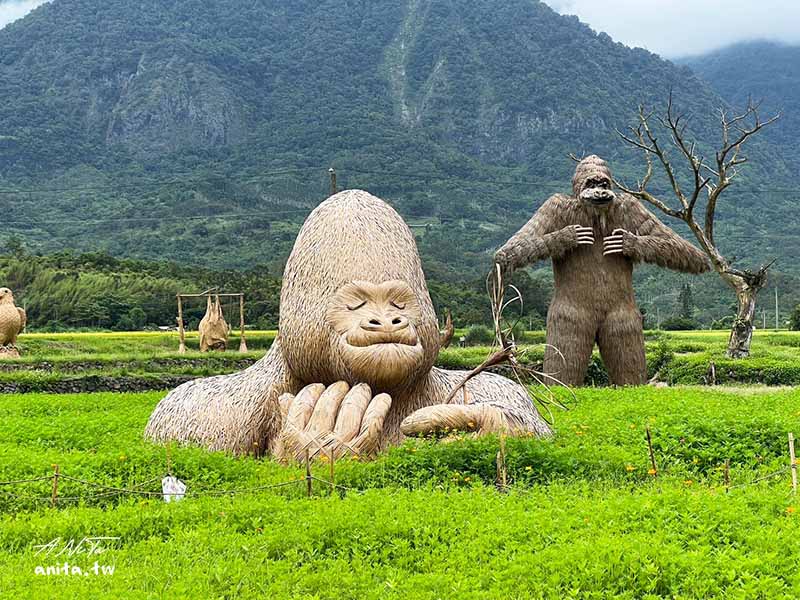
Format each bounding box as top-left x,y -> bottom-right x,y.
579,174 -> 616,207
327,280 -> 426,390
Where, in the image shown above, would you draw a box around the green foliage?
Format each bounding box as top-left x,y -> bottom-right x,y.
661,316 -> 700,331
0,0 -> 794,328
0,252 -> 282,330
463,324 -> 494,346
791,304 -> 800,330
2,387 -> 800,596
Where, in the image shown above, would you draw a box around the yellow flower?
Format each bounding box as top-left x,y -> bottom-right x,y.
787,506 -> 796,514
525,466 -> 533,471
464,477 -> 471,482
119,455 -> 127,461
629,424 -> 637,429
684,480 -> 693,486
647,468 -> 657,476
575,431 -> 584,436
625,465 -> 636,472
692,457 -> 699,464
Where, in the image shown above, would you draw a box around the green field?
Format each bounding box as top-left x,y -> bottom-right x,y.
3,329 -> 800,391
2,382 -> 800,598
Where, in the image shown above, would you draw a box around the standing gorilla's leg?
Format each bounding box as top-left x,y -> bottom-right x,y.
543,302 -> 596,386
597,306 -> 646,385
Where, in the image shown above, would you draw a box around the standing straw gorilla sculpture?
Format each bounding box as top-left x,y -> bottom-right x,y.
146,190 -> 551,458
495,156 -> 709,386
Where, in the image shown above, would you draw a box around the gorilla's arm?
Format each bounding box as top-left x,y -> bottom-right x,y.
145,337 -> 300,455
609,198 -> 711,274
400,368 -> 552,438
495,194 -> 588,275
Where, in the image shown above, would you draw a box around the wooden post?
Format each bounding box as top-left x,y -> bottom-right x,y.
329,168 -> 337,196
51,464 -> 60,508
177,295 -> 186,354
724,458 -> 730,493
329,450 -> 335,496
305,450 -> 312,498
238,294 -> 247,353
496,434 -> 508,492
646,427 -> 658,477
789,433 -> 797,495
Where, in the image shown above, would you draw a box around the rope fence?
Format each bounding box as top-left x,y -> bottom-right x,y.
1,430 -> 797,508
0,452 -> 364,508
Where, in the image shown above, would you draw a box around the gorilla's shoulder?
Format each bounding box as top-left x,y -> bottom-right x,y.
616,192 -> 648,211
543,193 -> 573,207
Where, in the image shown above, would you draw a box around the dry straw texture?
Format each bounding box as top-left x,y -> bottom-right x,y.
198,295 -> 230,352
0,288 -> 26,355
496,156 -> 709,386
146,190 -> 551,456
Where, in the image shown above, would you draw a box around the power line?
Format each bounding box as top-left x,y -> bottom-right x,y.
0,166 -> 324,195
0,165 -> 796,196
0,207 -> 316,228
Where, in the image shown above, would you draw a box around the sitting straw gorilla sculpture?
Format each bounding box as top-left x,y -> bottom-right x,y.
146,190 -> 551,459
495,156 -> 710,386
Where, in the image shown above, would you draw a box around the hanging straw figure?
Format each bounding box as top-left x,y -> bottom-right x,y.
199,294 -> 230,352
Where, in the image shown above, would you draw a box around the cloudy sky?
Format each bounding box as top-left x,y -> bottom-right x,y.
543,0 -> 800,57
0,0 -> 49,30
1,0 -> 799,58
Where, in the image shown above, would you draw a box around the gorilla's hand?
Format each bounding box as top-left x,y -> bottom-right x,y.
277,382 -> 392,461
572,225 -> 594,246
400,403 -> 508,437
603,228 -> 629,256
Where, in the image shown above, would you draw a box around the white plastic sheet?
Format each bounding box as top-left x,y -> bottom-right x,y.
161,476 -> 186,502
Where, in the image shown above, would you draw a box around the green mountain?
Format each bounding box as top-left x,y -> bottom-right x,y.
0,1 -> 796,325
682,41 -> 800,173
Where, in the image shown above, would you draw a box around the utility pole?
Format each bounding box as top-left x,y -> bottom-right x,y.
762,309 -> 767,330
328,167 -> 337,196
776,287 -> 779,330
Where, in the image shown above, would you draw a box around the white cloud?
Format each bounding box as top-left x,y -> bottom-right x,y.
543,0 -> 800,57
0,0 -> 51,30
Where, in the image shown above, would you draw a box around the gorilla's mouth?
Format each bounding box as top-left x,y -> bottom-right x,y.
345,329 -> 419,348
580,187 -> 616,206
338,336 -> 425,390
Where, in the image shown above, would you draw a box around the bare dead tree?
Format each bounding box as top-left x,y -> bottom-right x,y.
616,93 -> 779,358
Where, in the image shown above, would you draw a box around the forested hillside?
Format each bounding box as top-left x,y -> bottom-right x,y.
682,41 -> 800,172
0,0 -> 796,326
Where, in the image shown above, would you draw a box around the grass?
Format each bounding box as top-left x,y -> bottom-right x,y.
8,329 -> 800,387
2,386 -> 800,597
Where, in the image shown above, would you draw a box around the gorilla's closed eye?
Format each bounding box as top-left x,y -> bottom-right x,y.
390,301 -> 406,310
347,300 -> 367,311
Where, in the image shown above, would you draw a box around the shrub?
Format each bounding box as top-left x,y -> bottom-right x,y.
661,316 -> 700,331
464,324 -> 494,345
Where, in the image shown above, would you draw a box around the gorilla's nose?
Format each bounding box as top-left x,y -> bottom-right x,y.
361,314 -> 409,333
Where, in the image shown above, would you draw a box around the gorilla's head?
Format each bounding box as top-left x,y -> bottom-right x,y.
572,155 -> 616,208
278,190 -> 439,393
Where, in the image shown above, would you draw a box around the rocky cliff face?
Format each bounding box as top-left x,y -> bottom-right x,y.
106,51 -> 249,154
0,0 -> 730,179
